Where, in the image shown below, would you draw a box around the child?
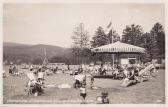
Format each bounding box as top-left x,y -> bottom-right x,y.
37,69 -> 45,87
79,84 -> 87,104
101,90 -> 109,104
96,90 -> 109,104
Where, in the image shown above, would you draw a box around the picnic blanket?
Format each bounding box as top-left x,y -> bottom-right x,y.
58,84 -> 71,88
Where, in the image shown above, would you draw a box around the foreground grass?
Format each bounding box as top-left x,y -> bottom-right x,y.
3,66 -> 165,104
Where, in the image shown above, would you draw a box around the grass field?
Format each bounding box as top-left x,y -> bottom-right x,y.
3,65 -> 165,104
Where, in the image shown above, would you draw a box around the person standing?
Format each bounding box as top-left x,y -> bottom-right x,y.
79,83 -> 87,104
67,64 -> 70,71
90,73 -> 94,89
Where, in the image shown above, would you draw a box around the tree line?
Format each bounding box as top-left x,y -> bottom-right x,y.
71,22 -> 165,64
3,22 -> 165,65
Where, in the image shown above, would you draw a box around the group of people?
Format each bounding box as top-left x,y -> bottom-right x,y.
121,62 -> 158,87
5,61 -> 158,103
73,62 -> 159,87
26,66 -> 45,96
8,65 -> 20,76
3,64 -> 25,77
25,64 -> 109,104
71,61 -> 159,103
73,71 -> 109,104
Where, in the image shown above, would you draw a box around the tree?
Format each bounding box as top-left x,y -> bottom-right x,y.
157,31 -> 165,54
71,23 -> 90,49
90,26 -> 109,48
122,24 -> 143,46
90,26 -> 108,63
91,26 -> 120,48
150,22 -> 165,57
140,32 -> 153,62
131,23 -> 165,61
32,58 -> 42,65
90,26 -> 120,64
71,23 -> 90,64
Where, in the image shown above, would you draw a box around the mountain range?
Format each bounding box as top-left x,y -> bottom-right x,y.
3,42 -> 72,64
3,42 -> 71,56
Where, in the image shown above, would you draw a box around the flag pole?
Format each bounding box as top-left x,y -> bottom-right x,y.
105,22 -> 115,67
111,29 -> 115,67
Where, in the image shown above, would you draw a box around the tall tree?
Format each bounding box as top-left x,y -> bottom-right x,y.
91,25 -> 120,63
71,23 -> 90,48
157,31 -> 165,54
71,23 -> 90,64
90,26 -> 109,48
140,32 -> 153,62
150,22 -> 165,57
122,24 -> 143,46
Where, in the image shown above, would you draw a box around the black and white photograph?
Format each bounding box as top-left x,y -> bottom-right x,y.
2,1 -> 166,104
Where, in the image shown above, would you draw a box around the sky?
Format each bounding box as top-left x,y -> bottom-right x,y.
3,3 -> 164,48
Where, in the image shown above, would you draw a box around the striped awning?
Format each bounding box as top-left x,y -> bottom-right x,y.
91,41 -> 145,53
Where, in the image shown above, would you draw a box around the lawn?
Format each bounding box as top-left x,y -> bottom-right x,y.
3,65 -> 165,104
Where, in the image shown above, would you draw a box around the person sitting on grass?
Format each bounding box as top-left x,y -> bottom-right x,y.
67,64 -> 70,71
37,68 -> 45,87
12,65 -> 16,75
30,65 -> 34,71
45,68 -> 52,76
128,66 -> 135,80
101,90 -> 109,104
3,69 -> 6,78
74,78 -> 81,88
9,65 -> 13,74
113,68 -> 119,79
98,65 -> 107,75
80,83 -> 87,104
121,65 -> 136,87
74,73 -> 86,88
96,90 -> 109,104
52,66 -> 58,74
78,66 -> 83,74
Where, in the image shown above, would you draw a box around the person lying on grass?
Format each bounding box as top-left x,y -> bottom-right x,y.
138,62 -> 159,82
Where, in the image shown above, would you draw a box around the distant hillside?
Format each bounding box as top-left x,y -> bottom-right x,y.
3,42 -> 71,56
3,42 -> 72,64
3,42 -> 32,47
